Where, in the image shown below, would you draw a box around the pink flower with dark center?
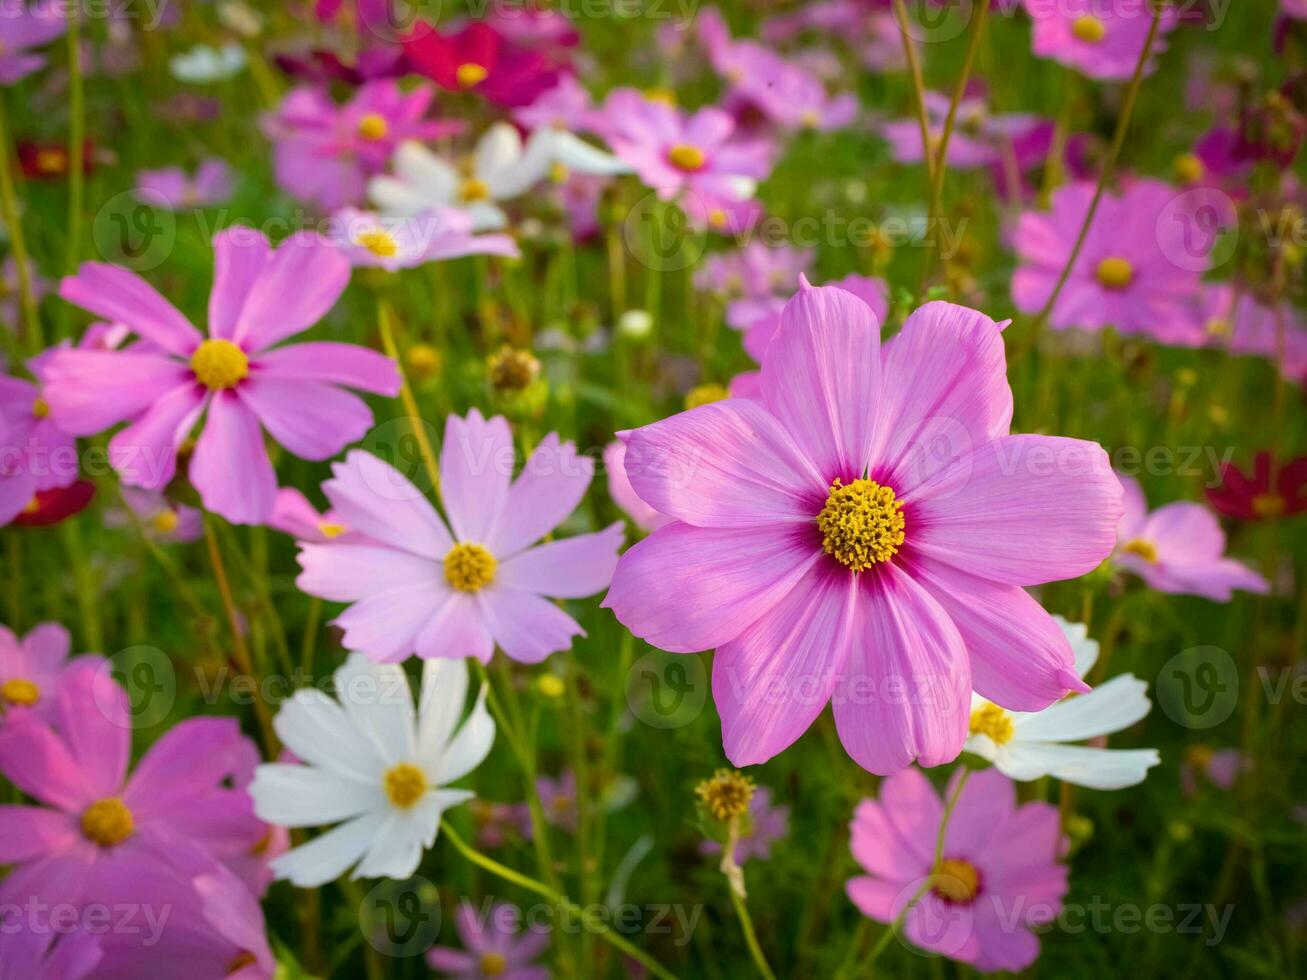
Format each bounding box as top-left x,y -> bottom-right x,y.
605,282 -> 1122,774
1022,0 -> 1179,81
427,901 -> 550,980
295,412 -> 623,664
1113,473 -> 1269,601
846,768 -> 1068,971
134,158 -> 233,210
44,228 -> 401,524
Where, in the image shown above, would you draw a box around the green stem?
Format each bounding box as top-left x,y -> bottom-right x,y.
377,296 -> 442,495
891,0 -> 936,191
65,12 -> 85,281
729,884 -> 776,980
0,95 -> 43,351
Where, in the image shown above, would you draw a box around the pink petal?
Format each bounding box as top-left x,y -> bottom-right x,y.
208,228 -> 271,341
0,714 -> 94,810
620,398 -> 823,529
412,592 -> 495,663
0,805 -> 78,862
39,350 -> 191,436
845,875 -> 902,922
1143,500 -> 1225,562
848,798 -> 926,882
603,522 -> 818,653
57,664 -> 132,798
108,382 -> 206,489
877,302 -> 1013,491
58,263 -> 202,356
909,558 -> 1082,710
715,568 -> 856,766
942,768 -> 1015,855
497,523 -> 624,598
760,282 -> 882,481
253,341 -> 401,395
478,588 -> 585,663
238,377 -> 373,461
833,565 -> 970,775
440,409 -> 514,543
488,433 -> 594,556
877,767 -> 944,866
22,623 -> 71,670
297,542 -> 441,602
905,434 -> 1123,587
323,451 -> 452,559
334,587 -> 447,663
121,717 -> 247,818
231,232 -> 351,352
189,392 -> 278,524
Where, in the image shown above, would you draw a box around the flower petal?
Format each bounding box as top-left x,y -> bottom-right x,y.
231,232 -> 351,352
273,687 -> 386,783
239,377 -> 373,461
333,587 -> 445,664
477,588 -> 585,663
297,542 -> 442,603
270,810 -> 387,887
412,592 -> 495,664
40,350 -> 191,436
0,805 -> 78,863
208,228 -> 271,341
249,763 -> 381,827
108,382 -> 206,490
253,342 -> 401,395
439,409 -> 514,543
189,392 -> 278,524
323,450 -> 453,559
59,263 -> 201,356
435,685 -> 494,783
487,433 -> 594,555
496,523 -> 624,599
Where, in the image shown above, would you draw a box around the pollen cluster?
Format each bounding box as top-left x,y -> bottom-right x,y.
1071,14 -> 1106,43
1095,256 -> 1134,290
456,62 -> 488,88
459,177 -> 491,202
356,229 -> 399,258
1121,538 -> 1159,563
383,763 -> 428,810
666,143 -> 706,173
444,542 -> 497,592
696,768 -> 754,821
1,677 -> 40,707
817,478 -> 906,571
356,113 -> 389,141
933,858 -> 981,903
82,797 -> 135,847
969,703 -> 1014,746
191,338 -> 250,390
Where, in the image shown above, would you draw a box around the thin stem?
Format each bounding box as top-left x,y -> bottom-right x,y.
377,296 -> 442,495
441,820 -> 680,980
339,876 -> 385,980
892,0 -> 935,189
300,596 -> 322,685
729,884 -> 776,980
65,12 -> 85,280
1033,4 -> 1164,327
0,95 -> 43,350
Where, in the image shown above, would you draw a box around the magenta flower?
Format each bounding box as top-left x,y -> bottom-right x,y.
403,20 -> 565,109
0,666 -> 268,911
700,785 -> 789,863
693,242 -> 814,301
605,440 -> 672,533
605,283 -> 1122,774
0,359 -> 78,526
847,768 -> 1068,972
0,0 -> 67,85
134,158 -> 233,210
1196,283 -> 1307,383
296,412 -> 623,664
0,913 -> 101,979
427,901 -> 549,980
734,273 -> 889,363
108,487 -> 203,542
536,769 -> 578,832
327,206 -> 519,271
513,74 -> 601,133
1113,474 -> 1269,601
261,80 -> 460,211
1012,180 -> 1204,341
44,228 -> 401,524
1023,0 -> 1178,81
883,91 -> 1049,169
0,622 -> 100,726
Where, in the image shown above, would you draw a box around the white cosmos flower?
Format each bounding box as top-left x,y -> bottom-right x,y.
368,122 -> 630,229
964,616 -> 1160,790
169,43 -> 247,83
249,653 -> 494,886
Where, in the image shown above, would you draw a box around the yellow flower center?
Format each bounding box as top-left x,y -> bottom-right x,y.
685,383 -> 730,410
817,479 -> 906,571
1252,493 -> 1285,518
1205,317 -> 1232,338
969,703 -> 1014,745
444,543 -> 497,592
82,797 -> 134,847
666,143 -> 706,172
537,674 -> 566,699
456,62 -> 488,88
459,177 -> 491,202
36,148 -> 66,174
549,160 -> 569,184
357,113 -> 389,141
382,763 -> 428,809
1095,257 -> 1134,290
318,521 -> 348,538
479,952 -> 508,976
1174,152 -> 1205,184
151,509 -> 180,534
406,343 -> 442,379
1185,744 -> 1214,768
695,768 -> 754,821
1,677 -> 40,707
21,497 -> 40,515
933,857 -> 981,903
1072,14 -> 1106,43
31,396 -> 50,419
191,338 -> 250,390
801,109 -> 821,128
644,87 -> 676,106
356,229 -> 399,258
1122,538 -> 1158,563
708,208 -> 728,228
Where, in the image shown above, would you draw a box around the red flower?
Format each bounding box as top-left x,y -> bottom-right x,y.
17,140 -> 96,180
1207,452 -> 1307,521
402,21 -> 564,108
12,481 -> 95,527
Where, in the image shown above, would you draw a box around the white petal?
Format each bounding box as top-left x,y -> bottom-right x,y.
435,684 -> 495,784
1013,674 -> 1151,742
547,130 -> 632,176
475,123 -> 525,185
416,657 -> 469,761
272,687 -> 386,782
466,202 -> 508,231
995,742 -> 1160,790
394,141 -> 459,198
249,763 -> 381,827
369,176 -> 436,218
333,654 -> 417,765
352,807 -> 431,880
270,810 -> 388,887
1054,615 -> 1099,677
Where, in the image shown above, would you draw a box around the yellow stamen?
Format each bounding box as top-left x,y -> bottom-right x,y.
1072,14 -> 1106,43
666,143 -> 706,172
35,149 -> 66,174
549,160 -> 569,184
151,509 -> 180,534
695,769 -> 754,821
357,113 -> 389,141
708,208 -> 728,228
456,62 -> 488,88
1251,493 -> 1285,518
817,478 -> 906,571
191,338 -> 250,390
644,87 -> 676,106
382,763 -> 428,809
801,109 -> 821,128
537,674 -> 566,699
487,346 -> 541,392
969,703 -> 1014,745
1122,538 -> 1158,563
1,677 -> 40,707
685,383 -> 729,410
31,397 -> 50,419
317,521 -> 347,538
1095,256 -> 1134,290
406,343 -> 442,380
82,798 -> 134,847
1205,317 -> 1232,338
479,952 -> 508,977
933,857 -> 981,903
356,229 -> 399,258
444,542 -> 497,592
459,177 -> 491,202
1174,152 -> 1205,184
21,497 -> 40,515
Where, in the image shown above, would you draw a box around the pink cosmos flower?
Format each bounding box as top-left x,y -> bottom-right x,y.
847,767 -> 1068,972
107,487 -> 203,542
134,158 -> 233,210
605,283 -> 1122,774
261,80 -> 460,211
427,901 -> 550,980
1022,0 -> 1179,81
44,228 -> 401,524
605,440 -> 672,533
403,21 -> 564,109
0,666 -> 268,912
0,0 -> 67,85
513,75 -> 601,134
700,785 -> 789,863
599,88 -> 774,226
1195,283 -> 1307,384
0,358 -> 78,526
883,91 -> 1049,169
1113,473 -> 1269,601
0,911 -> 101,979
295,412 -> 624,664
733,273 -> 890,363
536,769 -> 578,831
1012,180 -> 1205,341
269,486 -> 356,543
0,622 -> 100,726
327,206 -> 520,271
693,242 -> 814,300
469,799 -> 532,849
1180,746 -> 1248,797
